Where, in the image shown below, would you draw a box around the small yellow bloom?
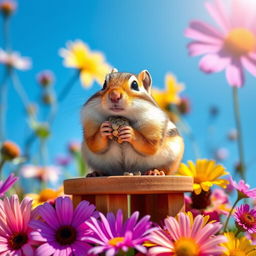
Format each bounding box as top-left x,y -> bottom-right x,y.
60,40 -> 111,87
26,187 -> 63,208
178,159 -> 229,195
152,73 -> 184,108
152,73 -> 184,122
221,232 -> 256,256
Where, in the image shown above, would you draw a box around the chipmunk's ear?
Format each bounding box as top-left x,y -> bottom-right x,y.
111,68 -> 118,73
138,70 -> 152,93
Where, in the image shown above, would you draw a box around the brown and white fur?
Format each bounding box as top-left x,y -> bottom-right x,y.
81,69 -> 184,176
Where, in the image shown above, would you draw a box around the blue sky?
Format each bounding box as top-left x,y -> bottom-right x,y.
2,0 -> 256,185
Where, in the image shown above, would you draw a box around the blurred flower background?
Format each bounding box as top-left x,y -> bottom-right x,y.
1,0 -> 256,255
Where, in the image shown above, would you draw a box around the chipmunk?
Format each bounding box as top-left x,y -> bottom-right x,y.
81,69 -> 184,176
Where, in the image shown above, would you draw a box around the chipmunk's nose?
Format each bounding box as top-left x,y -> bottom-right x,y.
109,90 -> 122,103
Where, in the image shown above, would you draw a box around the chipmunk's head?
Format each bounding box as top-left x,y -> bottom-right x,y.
100,69 -> 155,115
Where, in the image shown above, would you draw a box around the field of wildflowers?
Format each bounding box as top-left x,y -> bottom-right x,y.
1,0 -> 256,255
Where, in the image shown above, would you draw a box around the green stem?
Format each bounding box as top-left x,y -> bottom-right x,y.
223,196 -> 240,232
0,69 -> 10,141
3,16 -> 11,51
235,229 -> 241,237
57,70 -> 80,103
0,16 -> 12,142
24,72 -> 80,159
39,138 -> 48,166
0,158 -> 6,176
232,87 -> 246,180
39,139 -> 48,189
10,71 -> 30,109
47,97 -> 58,124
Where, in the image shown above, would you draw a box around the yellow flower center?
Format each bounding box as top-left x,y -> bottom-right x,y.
38,188 -> 57,202
225,28 -> 256,56
230,249 -> 246,256
174,238 -> 199,256
108,237 -> 125,246
241,213 -> 256,227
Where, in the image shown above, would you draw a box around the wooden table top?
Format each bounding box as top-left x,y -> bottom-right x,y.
64,176 -> 193,195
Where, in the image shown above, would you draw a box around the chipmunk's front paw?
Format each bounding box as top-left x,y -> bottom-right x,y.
118,126 -> 135,143
100,121 -> 113,138
144,169 -> 165,176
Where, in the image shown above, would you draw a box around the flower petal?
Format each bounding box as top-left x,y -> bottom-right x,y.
205,0 -> 230,33
225,61 -> 244,87
185,20 -> 223,44
199,54 -> 230,73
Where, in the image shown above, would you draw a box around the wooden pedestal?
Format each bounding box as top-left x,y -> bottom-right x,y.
64,176 -> 193,223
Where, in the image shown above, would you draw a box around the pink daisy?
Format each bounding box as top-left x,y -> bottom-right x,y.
84,210 -> 154,256
234,204 -> 256,233
0,194 -> 35,255
0,173 -> 18,197
148,212 -> 226,256
21,165 -> 61,183
30,196 -> 97,256
229,176 -> 256,199
0,49 -> 31,70
185,0 -> 256,87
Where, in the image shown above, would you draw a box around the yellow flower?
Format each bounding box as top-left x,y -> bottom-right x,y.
26,187 -> 63,208
60,40 -> 111,87
152,73 -> 184,108
152,73 -> 184,122
221,232 -> 256,256
178,159 -> 229,195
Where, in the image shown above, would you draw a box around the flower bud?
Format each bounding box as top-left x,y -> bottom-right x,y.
177,97 -> 191,115
42,93 -> 55,105
1,141 -> 20,160
0,0 -> 16,17
68,141 -> 81,154
37,71 -> 54,87
26,103 -> 37,116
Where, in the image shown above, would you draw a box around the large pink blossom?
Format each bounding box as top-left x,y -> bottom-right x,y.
185,0 -> 256,87
0,195 -> 35,255
148,212 -> 226,256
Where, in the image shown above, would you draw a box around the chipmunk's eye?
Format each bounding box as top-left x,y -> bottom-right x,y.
102,80 -> 107,90
131,80 -> 139,91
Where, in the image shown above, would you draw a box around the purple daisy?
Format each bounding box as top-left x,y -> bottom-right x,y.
30,196 -> 97,256
84,209 -> 154,256
229,176 -> 256,199
234,204 -> 256,233
0,173 -> 18,197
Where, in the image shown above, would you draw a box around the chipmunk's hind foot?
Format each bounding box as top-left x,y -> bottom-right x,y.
144,169 -> 165,176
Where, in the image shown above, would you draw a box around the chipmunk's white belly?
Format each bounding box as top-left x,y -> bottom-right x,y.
82,139 -> 178,175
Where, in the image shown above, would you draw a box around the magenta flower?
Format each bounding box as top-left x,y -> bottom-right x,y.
0,173 -> 18,197
185,0 -> 256,87
229,176 -> 256,199
234,204 -> 256,233
149,212 -> 226,256
0,195 -> 35,255
85,210 -> 153,256
30,196 -> 97,256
